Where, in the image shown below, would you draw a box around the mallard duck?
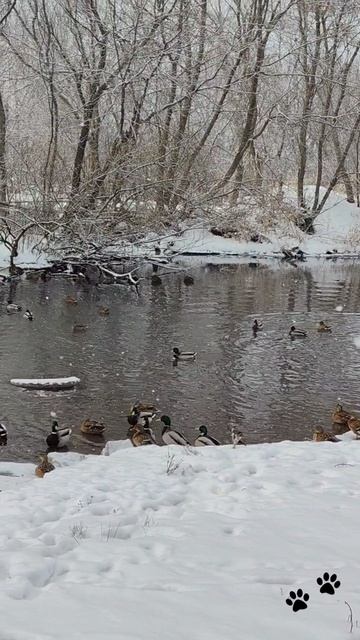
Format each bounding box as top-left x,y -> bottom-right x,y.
127,415 -> 154,446
80,418 -> 106,435
130,403 -> 157,423
160,415 -> 191,445
46,420 -> 72,449
317,321 -> 332,333
0,423 -> 7,446
6,300 -> 22,313
347,416 -> 360,438
313,427 -> 339,442
289,325 -> 307,338
24,309 -> 33,321
332,402 -> 351,426
194,425 -> 220,446
98,306 -> 110,316
252,319 -> 263,332
184,275 -> 194,286
173,347 -> 197,361
73,323 -> 87,333
35,454 -> 55,478
65,296 -> 78,304
231,427 -> 246,447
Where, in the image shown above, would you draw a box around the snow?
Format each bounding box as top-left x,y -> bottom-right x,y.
0,437 -> 360,639
106,186 -> 360,259
10,376 -> 80,390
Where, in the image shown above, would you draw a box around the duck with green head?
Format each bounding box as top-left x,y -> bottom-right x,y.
160,415 -> 191,446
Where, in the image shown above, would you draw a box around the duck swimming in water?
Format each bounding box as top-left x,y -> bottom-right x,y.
252,319 -> 263,333
0,423 -> 7,446
194,425 -> 220,446
24,309 -> 33,321
6,300 -> 22,313
160,415 -> 191,446
317,321 -> 332,333
289,325 -> 307,338
173,347 -> 196,362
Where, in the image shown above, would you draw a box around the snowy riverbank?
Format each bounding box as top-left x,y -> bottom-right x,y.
0,437 -> 359,639
103,187 -> 360,260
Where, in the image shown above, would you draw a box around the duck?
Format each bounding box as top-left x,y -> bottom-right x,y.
313,427 -> 339,442
80,418 -> 106,435
65,296 -> 78,304
289,325 -> 307,338
24,309 -> 33,321
252,319 -> 263,332
347,416 -> 360,438
130,402 -> 157,424
160,415 -> 191,446
6,300 -> 22,313
127,415 -> 154,446
231,427 -> 246,447
183,275 -> 194,286
194,425 -> 220,446
0,423 -> 7,446
332,402 -> 351,426
98,306 -> 110,316
73,323 -> 87,333
35,454 -> 55,478
46,419 -> 72,449
173,347 -> 197,361
317,321 -> 332,333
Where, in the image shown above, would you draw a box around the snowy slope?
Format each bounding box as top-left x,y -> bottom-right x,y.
108,186 -> 360,259
0,440 -> 359,639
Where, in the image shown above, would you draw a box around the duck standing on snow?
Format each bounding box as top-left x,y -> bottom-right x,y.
289,325 -> 307,338
332,402 -> 351,426
231,427 -> 246,447
0,424 -> 7,446
35,454 -> 55,478
24,309 -> 33,321
160,415 -> 191,445
6,300 -> 22,313
173,347 -> 196,362
127,415 -> 154,446
46,419 -> 72,449
313,427 -> 339,442
194,425 -> 220,446
317,321 -> 331,333
347,416 -> 360,438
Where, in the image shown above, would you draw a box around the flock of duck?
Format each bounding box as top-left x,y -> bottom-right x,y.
0,303 -> 356,478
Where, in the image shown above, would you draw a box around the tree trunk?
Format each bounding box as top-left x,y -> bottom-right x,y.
332,130 -> 355,203
0,90 -> 7,210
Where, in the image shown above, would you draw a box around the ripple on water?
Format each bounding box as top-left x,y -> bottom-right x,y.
1,260 -> 360,459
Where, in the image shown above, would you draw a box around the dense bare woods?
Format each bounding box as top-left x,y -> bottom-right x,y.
0,0 -> 360,231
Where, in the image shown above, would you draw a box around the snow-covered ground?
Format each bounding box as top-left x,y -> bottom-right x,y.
1,436 -> 360,639
109,187 -> 360,259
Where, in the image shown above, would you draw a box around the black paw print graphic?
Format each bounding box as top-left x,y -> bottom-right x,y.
286,589 -> 310,612
317,572 -> 341,595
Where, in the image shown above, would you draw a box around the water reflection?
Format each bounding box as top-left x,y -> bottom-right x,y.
1,259 -> 360,461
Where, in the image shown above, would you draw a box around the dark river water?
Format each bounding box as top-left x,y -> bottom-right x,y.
1,258 -> 360,462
